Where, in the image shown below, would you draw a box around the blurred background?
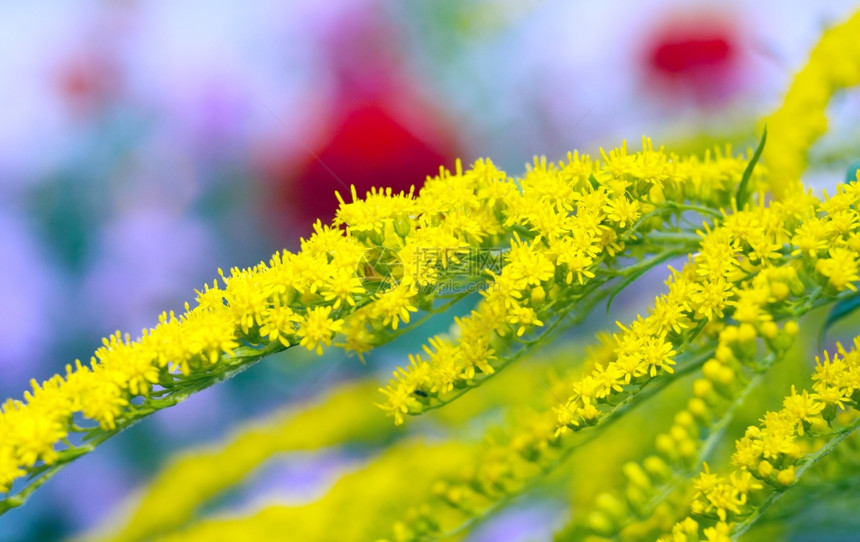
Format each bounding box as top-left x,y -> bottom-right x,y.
1,1 -> 859,540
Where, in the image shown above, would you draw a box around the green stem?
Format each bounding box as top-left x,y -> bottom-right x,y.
644,231 -> 703,244
663,202 -> 725,219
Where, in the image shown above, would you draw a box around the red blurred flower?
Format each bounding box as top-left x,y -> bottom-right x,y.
279,99 -> 455,230
54,49 -> 120,117
641,11 -> 745,104
261,5 -> 459,239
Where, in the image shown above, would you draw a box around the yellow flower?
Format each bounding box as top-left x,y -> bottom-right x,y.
286,251 -> 333,295
815,247 -> 860,291
372,285 -> 418,330
506,304 -> 544,337
791,217 -> 830,257
339,311 -> 377,359
78,378 -> 129,431
603,194 -> 640,228
146,312 -> 193,371
505,234 -> 554,287
690,278 -> 734,321
1,400 -> 65,467
335,185 -> 415,235
703,521 -> 732,542
182,307 -> 239,366
640,336 -> 676,377
321,268 -> 366,309
782,386 -> 824,433
260,302 -> 300,347
590,363 -> 625,398
301,220 -> 363,265
95,332 -> 160,397
220,267 -> 269,334
555,240 -> 596,285
423,337 -> 461,394
297,306 -> 344,355
0,447 -> 24,493
649,294 -> 689,334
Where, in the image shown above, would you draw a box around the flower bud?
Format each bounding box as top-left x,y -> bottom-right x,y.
757,460 -> 774,479
644,455 -> 673,482
770,281 -> 790,300
760,321 -> 779,340
587,510 -> 616,535
702,360 -> 723,381
687,398 -> 711,424
776,466 -> 796,487
623,461 -> 652,490
595,491 -> 629,520
394,215 -> 412,238
530,286 -> 546,304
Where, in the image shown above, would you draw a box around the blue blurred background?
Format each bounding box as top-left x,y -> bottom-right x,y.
1,1 -> 858,540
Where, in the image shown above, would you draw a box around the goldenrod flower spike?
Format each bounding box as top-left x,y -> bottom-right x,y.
0,229 -> 369,508
764,10 -> 860,198
379,140 -> 764,425
663,338 -> 860,541
389,178 -> 860,541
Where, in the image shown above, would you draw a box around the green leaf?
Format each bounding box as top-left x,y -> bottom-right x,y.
736,126 -> 767,209
606,251 -> 680,315
820,291 -> 860,346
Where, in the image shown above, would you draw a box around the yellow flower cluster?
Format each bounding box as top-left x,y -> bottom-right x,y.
0,159 -> 525,499
553,182 -> 860,539
1,136 -> 760,506
555,180 -> 860,437
392,179 -> 860,541
380,141 -> 763,424
3,5 -> 856,534
764,10 -> 860,198
0,219 -> 371,494
561,310 -> 802,540
663,337 -> 860,541
3,5 -> 860,530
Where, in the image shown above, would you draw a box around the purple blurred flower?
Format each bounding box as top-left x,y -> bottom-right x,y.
0,212 -> 60,396
467,501 -> 565,542
50,448 -> 135,534
151,384 -> 230,445
235,451 -> 359,510
80,207 -> 216,335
